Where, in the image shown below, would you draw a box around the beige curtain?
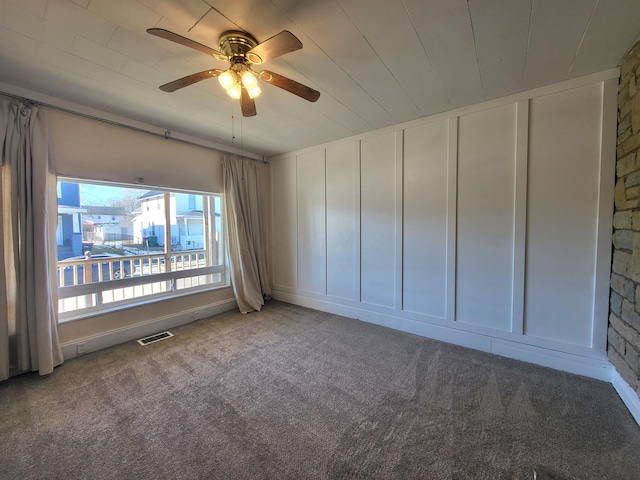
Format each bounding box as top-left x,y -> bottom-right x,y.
222,154 -> 271,313
0,99 -> 63,381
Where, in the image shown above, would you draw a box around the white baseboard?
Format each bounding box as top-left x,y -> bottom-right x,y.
273,291 -> 613,381
60,299 -> 237,360
490,339 -> 612,381
611,369 -> 640,426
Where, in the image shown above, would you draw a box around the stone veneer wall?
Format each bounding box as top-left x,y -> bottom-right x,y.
610,40 -> 640,401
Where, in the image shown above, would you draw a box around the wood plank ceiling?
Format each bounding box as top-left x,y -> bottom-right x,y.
1,0 -> 639,157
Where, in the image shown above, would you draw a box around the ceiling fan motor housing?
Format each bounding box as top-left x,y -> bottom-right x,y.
218,30 -> 260,64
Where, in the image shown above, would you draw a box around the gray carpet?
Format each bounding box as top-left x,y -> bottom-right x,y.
1,301 -> 639,479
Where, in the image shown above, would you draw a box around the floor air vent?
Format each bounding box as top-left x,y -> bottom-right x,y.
137,331 -> 174,346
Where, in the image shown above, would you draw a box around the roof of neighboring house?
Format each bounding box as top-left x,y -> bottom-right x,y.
58,206 -> 87,214
84,206 -> 126,216
176,210 -> 203,218
137,190 -> 163,200
177,211 -> 222,218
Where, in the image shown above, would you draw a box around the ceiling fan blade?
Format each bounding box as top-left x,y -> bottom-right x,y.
147,28 -> 222,57
240,87 -> 257,117
159,69 -> 223,92
259,70 -> 320,102
246,31 -> 302,64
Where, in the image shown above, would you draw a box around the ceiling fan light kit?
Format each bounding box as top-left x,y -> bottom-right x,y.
217,64 -> 261,99
147,27 -> 320,117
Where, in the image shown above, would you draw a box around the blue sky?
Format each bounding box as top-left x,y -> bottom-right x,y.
79,184 -> 144,206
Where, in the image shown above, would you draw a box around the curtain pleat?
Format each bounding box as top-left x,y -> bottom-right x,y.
0,99 -> 63,380
222,154 -> 271,314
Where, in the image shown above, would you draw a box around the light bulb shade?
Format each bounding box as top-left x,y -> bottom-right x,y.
241,70 -> 257,88
227,85 -> 241,99
247,85 -> 261,99
218,70 -> 236,90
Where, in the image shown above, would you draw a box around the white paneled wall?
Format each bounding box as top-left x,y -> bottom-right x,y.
271,156 -> 297,290
403,119 -> 452,319
296,150 -> 327,295
457,104 -> 518,331
326,143 -> 360,301
525,84 -> 605,347
270,73 -> 617,380
360,132 -> 398,309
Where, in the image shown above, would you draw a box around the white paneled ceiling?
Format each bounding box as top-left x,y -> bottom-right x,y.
1,0 -> 639,157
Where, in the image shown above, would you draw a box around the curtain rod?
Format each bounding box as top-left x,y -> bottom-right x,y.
0,91 -> 266,162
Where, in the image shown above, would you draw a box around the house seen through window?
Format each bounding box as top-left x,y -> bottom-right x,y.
56,180 -> 225,320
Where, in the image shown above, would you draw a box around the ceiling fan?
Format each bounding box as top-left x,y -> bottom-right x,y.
147,28 -> 320,117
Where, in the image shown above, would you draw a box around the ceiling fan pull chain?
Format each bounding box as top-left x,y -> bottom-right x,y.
231,107 -> 235,144
240,114 -> 244,156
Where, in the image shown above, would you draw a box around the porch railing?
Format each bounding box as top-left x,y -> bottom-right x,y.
57,250 -> 223,316
57,250 -> 208,287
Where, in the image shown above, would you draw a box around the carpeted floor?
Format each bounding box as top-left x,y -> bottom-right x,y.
1,301 -> 639,479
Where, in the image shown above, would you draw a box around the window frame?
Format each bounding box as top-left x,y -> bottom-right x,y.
56,177 -> 228,322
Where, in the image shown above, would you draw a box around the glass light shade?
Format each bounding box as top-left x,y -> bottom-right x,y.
247,85 -> 261,99
227,85 -> 241,99
218,70 -> 235,90
241,70 -> 257,88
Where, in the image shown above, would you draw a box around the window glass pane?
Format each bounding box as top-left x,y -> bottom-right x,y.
57,180 -> 225,319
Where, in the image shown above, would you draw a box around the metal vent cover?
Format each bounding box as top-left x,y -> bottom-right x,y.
137,331 -> 174,346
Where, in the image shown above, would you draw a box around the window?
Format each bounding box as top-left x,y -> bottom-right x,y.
56,180 -> 226,320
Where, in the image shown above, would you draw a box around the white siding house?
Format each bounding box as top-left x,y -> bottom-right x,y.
132,191 -> 210,250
